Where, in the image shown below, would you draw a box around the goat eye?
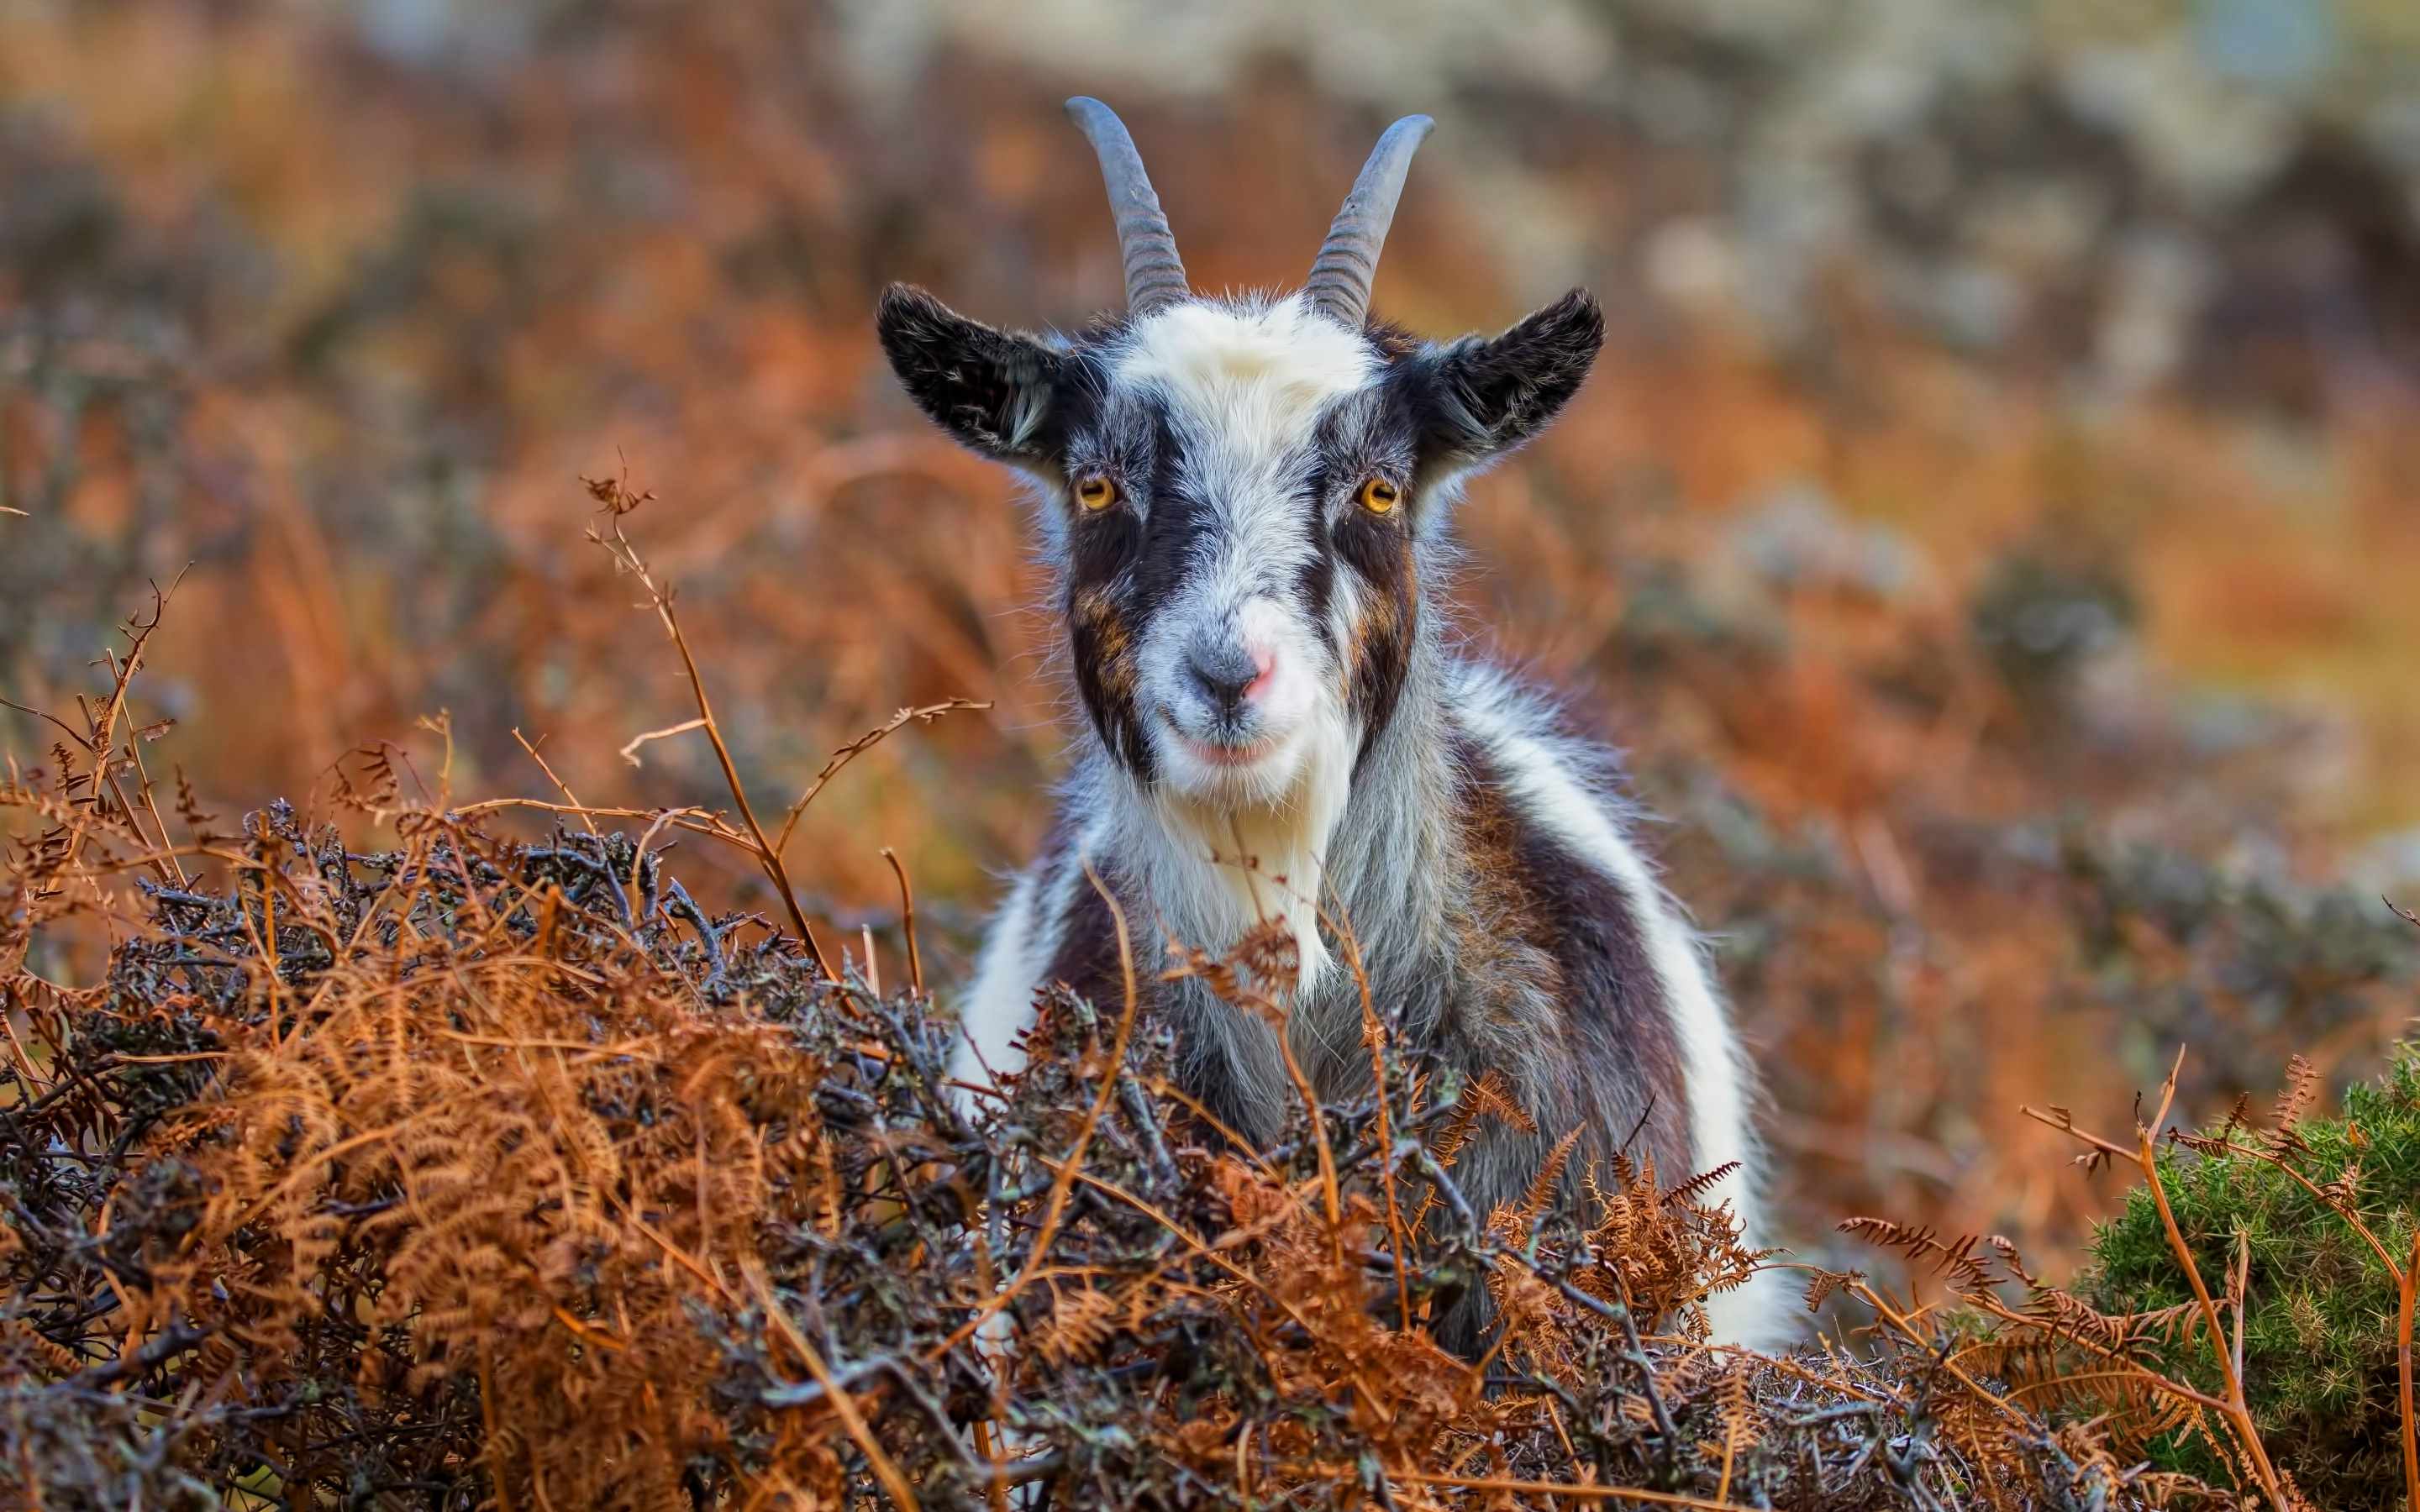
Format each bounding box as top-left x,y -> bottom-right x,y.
1355,477 -> 1401,515
1074,475 -> 1118,512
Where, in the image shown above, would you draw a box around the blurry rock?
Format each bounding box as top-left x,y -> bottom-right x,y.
1728,480 -> 1920,600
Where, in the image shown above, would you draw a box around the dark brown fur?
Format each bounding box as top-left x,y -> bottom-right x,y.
1332,509 -> 1419,766
1473,744 -> 1688,1164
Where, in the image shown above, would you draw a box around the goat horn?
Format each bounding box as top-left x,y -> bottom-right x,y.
1305,114 -> 1434,330
1065,97 -> 1189,315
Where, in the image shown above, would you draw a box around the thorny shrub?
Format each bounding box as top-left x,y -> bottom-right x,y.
0,612 -> 2222,1511
2082,1046 -> 2420,1510
1835,1029 -> 2420,1512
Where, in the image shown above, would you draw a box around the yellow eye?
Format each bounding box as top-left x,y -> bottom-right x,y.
1074,475 -> 1118,512
1356,476 -> 1400,515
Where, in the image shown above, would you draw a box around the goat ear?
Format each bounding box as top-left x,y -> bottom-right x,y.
1412,288 -> 1603,469
876,283 -> 1070,469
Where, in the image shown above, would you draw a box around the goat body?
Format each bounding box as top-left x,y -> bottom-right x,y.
878,102 -> 1785,1345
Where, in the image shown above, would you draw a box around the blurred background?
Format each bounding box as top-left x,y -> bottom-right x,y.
6,0 -> 2420,1282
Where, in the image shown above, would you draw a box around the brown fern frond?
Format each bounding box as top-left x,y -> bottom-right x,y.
172,766 -> 221,844
1802,1268 -> 1865,1313
2014,1285 -> 2203,1360
1717,1355 -> 1759,1451
1425,1069 -> 1535,1186
2218,1091 -> 2254,1143
329,743 -> 403,817
2265,1053 -> 2319,1157
1978,1348 -> 2207,1455
1986,1235 -> 2043,1291
1520,1126 -> 1586,1223
2316,1159 -> 2363,1212
1032,1284 -> 1121,1368
1837,1216 -> 1997,1297
1660,1161 -> 1744,1210
1461,1068 -> 1536,1137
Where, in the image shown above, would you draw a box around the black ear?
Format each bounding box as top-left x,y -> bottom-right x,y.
1411,288 -> 1604,469
876,283 -> 1071,470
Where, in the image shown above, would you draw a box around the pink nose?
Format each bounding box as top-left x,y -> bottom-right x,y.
1243,648 -> 1277,703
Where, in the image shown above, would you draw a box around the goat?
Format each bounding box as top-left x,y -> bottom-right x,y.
877,99 -> 1785,1346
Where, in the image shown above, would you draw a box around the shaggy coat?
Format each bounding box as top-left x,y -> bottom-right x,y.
876,103 -> 1781,1345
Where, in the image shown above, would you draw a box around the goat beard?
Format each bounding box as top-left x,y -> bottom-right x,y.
1140,700 -> 1357,995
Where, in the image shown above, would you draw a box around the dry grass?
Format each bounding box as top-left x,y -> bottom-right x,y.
2,596 -> 2258,1510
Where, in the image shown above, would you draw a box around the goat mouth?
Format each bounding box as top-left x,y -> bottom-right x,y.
1178,734 -> 1280,768
1160,715 -> 1283,769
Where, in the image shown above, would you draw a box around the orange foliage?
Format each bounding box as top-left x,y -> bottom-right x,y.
3,0 -> 2415,1299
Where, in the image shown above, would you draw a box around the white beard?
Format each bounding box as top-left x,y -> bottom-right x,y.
1126,697 -> 1355,993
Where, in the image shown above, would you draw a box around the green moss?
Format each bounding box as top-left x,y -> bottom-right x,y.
2083,1049 -> 2420,1510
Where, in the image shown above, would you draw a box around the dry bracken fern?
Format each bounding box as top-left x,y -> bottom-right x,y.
0,633 -> 2232,1511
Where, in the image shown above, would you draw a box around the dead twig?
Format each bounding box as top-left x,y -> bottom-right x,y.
771,699 -> 990,856
584,470 -> 831,977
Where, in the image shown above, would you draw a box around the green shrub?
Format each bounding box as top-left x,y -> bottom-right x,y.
2085,1050 -> 2420,1510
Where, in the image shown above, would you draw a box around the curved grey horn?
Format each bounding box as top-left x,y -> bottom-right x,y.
1065,97 -> 1189,314
1305,114 -> 1435,329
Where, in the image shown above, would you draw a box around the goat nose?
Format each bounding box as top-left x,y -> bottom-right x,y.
1186,641 -> 1261,714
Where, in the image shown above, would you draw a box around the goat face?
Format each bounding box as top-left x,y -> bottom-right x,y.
876,108 -> 1602,864
882,288 -> 1596,788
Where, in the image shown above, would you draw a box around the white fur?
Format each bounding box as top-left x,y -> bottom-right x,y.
950,816 -> 1102,1088
1138,694 -> 1356,986
1449,668 -> 1791,1347
1113,295 -> 1376,990
1113,296 -> 1375,444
